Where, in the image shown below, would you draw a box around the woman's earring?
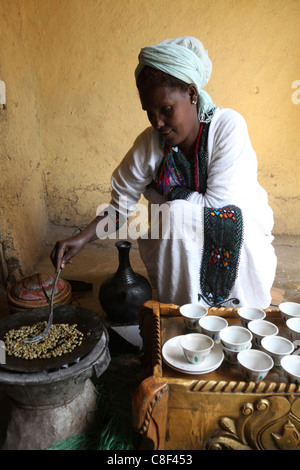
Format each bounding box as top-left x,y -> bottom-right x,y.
192,99 -> 197,105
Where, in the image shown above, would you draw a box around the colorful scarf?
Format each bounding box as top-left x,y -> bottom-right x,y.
155,120 -> 210,197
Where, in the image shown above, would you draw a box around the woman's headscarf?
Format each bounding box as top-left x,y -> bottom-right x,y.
135,36 -> 216,122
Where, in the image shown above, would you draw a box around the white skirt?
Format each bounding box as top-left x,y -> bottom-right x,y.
138,199 -> 277,309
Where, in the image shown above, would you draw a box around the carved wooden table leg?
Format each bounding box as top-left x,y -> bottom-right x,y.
132,376 -> 169,450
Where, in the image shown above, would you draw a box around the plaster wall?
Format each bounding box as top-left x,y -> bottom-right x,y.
0,0 -> 48,280
0,0 -> 299,276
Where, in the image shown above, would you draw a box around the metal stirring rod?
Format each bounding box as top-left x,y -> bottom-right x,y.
24,268 -> 62,343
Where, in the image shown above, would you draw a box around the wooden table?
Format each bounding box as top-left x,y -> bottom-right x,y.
132,300 -> 300,450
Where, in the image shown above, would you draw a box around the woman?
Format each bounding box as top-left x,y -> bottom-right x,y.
51,36 -> 277,308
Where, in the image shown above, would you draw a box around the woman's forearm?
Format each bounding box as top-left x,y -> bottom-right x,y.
50,214 -> 115,271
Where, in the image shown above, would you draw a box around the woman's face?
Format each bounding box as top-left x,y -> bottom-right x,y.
140,84 -> 199,152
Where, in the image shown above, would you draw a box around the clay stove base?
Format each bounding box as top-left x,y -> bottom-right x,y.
0,314 -> 110,450
1,378 -> 97,450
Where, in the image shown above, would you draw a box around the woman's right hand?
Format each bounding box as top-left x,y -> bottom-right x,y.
50,236 -> 86,273
50,215 -> 107,272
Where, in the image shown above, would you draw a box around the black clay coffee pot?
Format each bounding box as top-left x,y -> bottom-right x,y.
99,240 -> 152,324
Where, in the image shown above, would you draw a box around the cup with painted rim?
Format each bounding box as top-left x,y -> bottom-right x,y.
219,325 -> 252,352
221,341 -> 251,364
248,319 -> 278,347
261,335 -> 294,366
237,349 -> 274,383
180,333 -> 214,365
179,304 -> 207,331
237,307 -> 266,329
281,355 -> 300,384
198,315 -> 228,343
279,302 -> 300,323
286,317 -> 300,342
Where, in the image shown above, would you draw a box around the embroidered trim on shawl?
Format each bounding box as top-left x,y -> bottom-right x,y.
196,120 -> 209,194
198,206 -> 244,307
100,206 -> 126,232
168,186 -> 193,201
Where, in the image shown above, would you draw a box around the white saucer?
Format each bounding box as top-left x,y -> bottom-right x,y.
162,335 -> 224,375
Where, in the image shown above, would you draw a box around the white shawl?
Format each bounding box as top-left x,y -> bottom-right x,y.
109,108 -> 277,308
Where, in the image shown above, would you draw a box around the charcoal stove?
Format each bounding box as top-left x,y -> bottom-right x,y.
0,305 -> 110,450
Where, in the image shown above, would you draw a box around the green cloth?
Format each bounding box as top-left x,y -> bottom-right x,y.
135,36 -> 216,121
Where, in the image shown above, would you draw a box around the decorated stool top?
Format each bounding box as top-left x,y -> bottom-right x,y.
7,273 -> 72,309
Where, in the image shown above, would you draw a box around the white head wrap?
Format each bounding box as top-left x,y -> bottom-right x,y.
135,36 -> 216,121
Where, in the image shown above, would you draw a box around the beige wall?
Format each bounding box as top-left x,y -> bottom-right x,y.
0,0 -> 300,276
0,0 -> 48,279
